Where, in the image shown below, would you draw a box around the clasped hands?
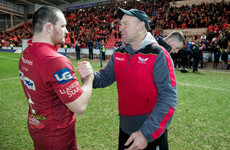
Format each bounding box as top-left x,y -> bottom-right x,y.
77,61 -> 94,82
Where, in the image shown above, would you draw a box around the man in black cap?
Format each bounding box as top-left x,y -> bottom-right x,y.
79,8 -> 177,150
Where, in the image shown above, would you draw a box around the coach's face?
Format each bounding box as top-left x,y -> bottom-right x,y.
51,11 -> 68,46
119,14 -> 141,45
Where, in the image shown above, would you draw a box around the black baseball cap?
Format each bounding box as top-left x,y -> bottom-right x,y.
116,8 -> 150,30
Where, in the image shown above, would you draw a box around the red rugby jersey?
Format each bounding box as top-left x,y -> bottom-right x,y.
19,41 -> 82,149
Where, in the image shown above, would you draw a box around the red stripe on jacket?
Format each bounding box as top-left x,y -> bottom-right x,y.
152,107 -> 175,140
152,43 -> 177,87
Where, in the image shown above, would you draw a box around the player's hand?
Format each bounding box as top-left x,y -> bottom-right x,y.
124,130 -> 148,150
78,61 -> 94,81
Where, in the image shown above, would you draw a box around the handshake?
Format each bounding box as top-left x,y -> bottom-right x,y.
77,61 -> 94,82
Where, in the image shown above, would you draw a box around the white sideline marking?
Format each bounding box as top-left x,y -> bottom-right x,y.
177,82 -> 230,92
0,56 -> 19,61
0,77 -> 20,81
199,69 -> 230,74
0,77 -> 229,92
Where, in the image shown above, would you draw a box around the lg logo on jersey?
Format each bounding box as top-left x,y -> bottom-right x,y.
53,68 -> 74,84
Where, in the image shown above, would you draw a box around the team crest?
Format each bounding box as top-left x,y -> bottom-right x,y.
138,56 -> 149,64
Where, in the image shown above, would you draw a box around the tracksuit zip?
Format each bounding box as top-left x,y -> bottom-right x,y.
126,56 -> 131,70
126,49 -> 135,70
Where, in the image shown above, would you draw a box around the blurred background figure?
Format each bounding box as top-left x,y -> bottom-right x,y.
75,41 -> 81,60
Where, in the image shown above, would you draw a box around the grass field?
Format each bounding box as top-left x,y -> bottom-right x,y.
0,51 -> 230,150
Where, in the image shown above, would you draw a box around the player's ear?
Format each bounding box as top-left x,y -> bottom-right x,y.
44,22 -> 54,34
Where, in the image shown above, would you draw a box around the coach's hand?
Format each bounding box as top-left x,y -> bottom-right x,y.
124,130 -> 148,150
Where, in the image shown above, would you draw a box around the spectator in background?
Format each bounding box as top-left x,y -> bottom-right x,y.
190,43 -> 201,72
206,40 -> 214,51
10,43 -> 14,49
187,46 -> 193,69
221,49 -> 229,70
19,6 -> 94,150
180,47 -> 189,72
101,43 -> 106,61
199,43 -> 204,68
87,39 -> 94,60
75,41 -> 81,60
64,43 -> 69,57
213,44 -> 221,68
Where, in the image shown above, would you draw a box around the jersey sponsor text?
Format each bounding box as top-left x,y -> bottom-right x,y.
59,82 -> 80,97
53,68 -> 74,84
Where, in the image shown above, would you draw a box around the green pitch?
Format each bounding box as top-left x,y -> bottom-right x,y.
0,52 -> 230,150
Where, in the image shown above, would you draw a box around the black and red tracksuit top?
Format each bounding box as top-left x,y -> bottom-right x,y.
114,45 -> 158,116
93,32 -> 177,142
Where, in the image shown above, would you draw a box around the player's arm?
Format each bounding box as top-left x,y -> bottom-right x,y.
66,73 -> 94,114
51,60 -> 94,114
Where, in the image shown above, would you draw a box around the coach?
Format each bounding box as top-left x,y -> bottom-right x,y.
79,8 -> 177,150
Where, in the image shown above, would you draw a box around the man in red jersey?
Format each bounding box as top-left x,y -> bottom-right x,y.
19,6 -> 93,150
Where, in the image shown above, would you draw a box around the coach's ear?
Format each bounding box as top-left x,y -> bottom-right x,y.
138,22 -> 145,31
44,22 -> 54,34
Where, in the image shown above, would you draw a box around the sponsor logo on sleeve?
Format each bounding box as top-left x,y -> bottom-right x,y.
53,68 -> 74,84
59,82 -> 80,97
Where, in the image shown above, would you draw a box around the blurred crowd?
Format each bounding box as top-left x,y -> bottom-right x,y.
0,0 -> 230,57
0,23 -> 33,48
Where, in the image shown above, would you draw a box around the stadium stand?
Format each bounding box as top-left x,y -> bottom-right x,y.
0,0 -> 230,69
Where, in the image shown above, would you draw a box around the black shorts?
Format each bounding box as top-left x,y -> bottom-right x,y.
118,128 -> 168,150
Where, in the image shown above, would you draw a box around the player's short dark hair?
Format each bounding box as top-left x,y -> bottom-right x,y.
164,31 -> 186,47
32,6 -> 63,33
